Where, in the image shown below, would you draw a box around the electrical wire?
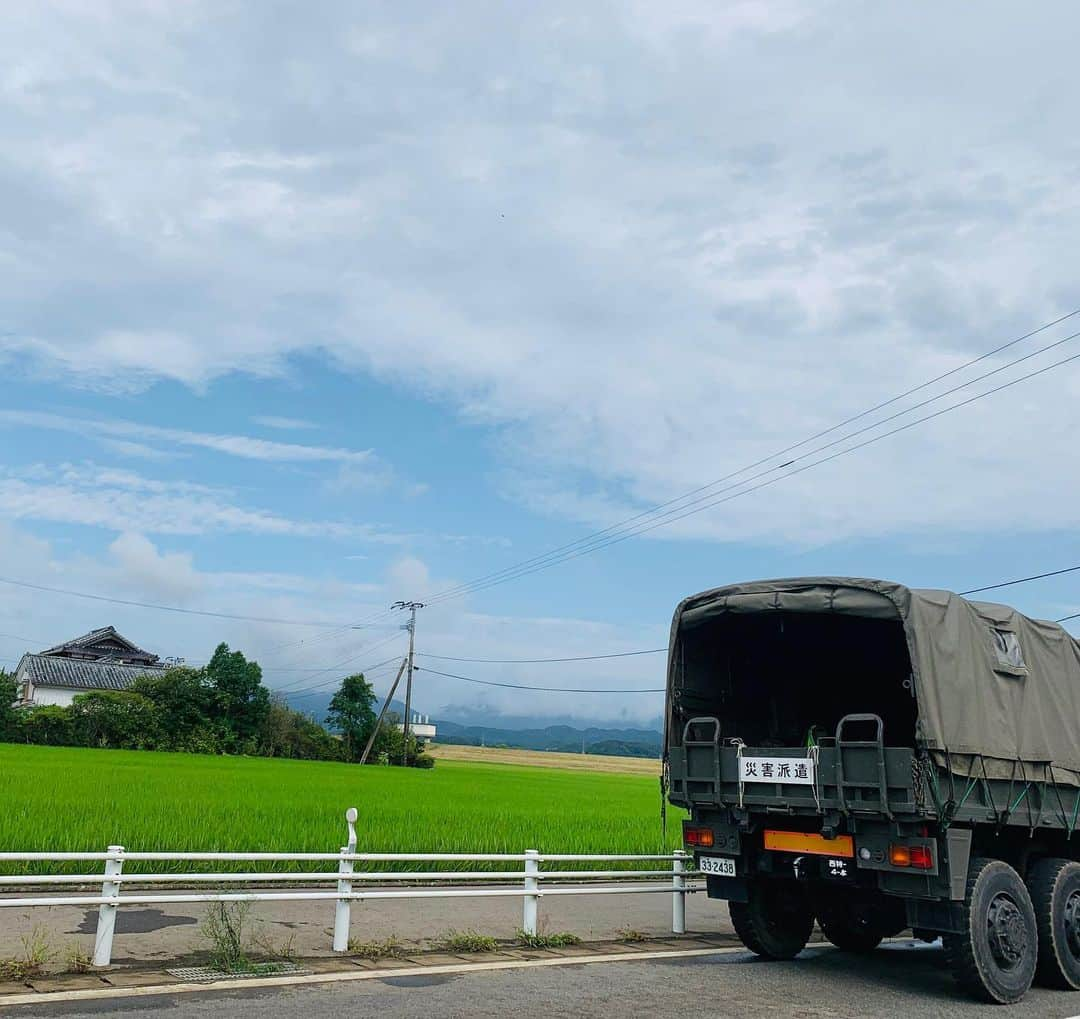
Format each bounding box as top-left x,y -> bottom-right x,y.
276,654 -> 406,698
0,575 -> 380,628
426,311 -> 1080,605
960,565 -> 1080,596
417,648 -> 666,664
272,632 -> 407,695
428,343 -> 1080,602
416,664 -> 664,694
418,569 -> 1080,669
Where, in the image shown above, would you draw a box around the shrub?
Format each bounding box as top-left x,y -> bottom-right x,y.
70,691 -> 160,750
515,930 -> 581,949
346,936 -> 406,960
17,706 -> 74,747
438,930 -> 499,953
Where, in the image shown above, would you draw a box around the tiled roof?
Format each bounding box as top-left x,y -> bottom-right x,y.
41,626 -> 159,664
19,653 -> 166,692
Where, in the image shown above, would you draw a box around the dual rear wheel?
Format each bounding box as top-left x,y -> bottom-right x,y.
728,882 -> 897,960
729,856 -> 1080,1004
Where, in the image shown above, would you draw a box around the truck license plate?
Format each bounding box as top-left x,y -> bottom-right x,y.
698,855 -> 736,876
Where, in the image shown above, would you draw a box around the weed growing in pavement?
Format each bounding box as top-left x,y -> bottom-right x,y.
64,942 -> 94,973
249,928 -> 297,964
615,928 -> 649,943
437,929 -> 500,953
201,901 -> 255,973
514,929 -> 582,949
346,936 -> 406,960
0,925 -> 54,981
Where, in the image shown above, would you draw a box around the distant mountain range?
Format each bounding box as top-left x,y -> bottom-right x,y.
434,719 -> 661,758
284,690 -> 662,759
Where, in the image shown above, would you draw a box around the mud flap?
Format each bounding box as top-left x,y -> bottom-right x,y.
946,828 -> 972,900
706,875 -> 749,902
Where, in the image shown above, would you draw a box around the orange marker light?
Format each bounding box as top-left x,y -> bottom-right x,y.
889,844 -> 911,867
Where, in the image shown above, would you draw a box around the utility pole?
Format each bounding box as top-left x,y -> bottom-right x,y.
392,600 -> 424,766
359,658 -> 409,766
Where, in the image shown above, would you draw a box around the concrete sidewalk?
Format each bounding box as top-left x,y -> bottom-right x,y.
1,886 -> 734,970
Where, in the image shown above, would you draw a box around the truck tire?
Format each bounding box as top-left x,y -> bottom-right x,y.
729,881 -> 813,960
817,912 -> 883,953
943,857 -> 1037,1004
1027,857 -> 1080,989
814,895 -> 904,953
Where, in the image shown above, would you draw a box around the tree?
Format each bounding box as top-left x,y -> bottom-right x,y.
205,643 -> 270,752
70,691 -> 160,749
132,667 -> 220,751
18,705 -> 74,746
367,711 -> 434,768
259,697 -> 341,761
0,669 -> 19,742
326,674 -> 377,762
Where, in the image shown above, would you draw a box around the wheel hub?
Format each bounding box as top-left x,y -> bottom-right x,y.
1064,890 -> 1080,959
987,893 -> 1027,969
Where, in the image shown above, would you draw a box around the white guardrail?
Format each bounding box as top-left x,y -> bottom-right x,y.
0,809 -> 702,967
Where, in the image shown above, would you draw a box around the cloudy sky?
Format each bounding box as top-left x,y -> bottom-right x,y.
2,1 -> 1079,725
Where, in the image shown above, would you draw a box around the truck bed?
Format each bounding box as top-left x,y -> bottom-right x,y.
668,735 -> 924,819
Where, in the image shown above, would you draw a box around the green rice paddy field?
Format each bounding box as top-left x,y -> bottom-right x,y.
0,744 -> 682,874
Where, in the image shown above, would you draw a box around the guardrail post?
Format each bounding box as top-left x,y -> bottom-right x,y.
333,808 -> 358,953
672,850 -> 687,935
93,845 -> 124,967
522,849 -> 539,937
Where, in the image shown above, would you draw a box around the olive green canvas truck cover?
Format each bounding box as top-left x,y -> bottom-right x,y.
665,577 -> 1080,783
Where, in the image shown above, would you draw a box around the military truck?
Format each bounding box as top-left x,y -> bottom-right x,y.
663,577 -> 1080,1004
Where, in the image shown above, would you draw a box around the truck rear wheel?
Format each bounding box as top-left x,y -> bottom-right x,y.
814,893 -> 904,953
1028,857 -> 1080,989
817,907 -> 884,953
944,857 -> 1037,1004
729,880 -> 813,960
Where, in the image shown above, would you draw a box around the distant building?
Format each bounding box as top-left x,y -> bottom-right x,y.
396,712 -> 437,741
14,627 -> 168,708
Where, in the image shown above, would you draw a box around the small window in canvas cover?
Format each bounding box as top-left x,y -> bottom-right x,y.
991,628 -> 1026,673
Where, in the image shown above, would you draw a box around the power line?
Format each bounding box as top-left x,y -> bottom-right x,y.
416,664 -> 664,694
426,310 -> 1080,605
0,575 -> 384,629
959,565 -> 1080,596
260,606 -> 401,656
272,631 -> 408,695
430,343 -> 1080,602
277,654 -> 405,698
417,648 -> 667,664
419,566 -> 1080,668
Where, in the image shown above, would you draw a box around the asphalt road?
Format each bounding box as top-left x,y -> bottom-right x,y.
11,943 -> 1080,1019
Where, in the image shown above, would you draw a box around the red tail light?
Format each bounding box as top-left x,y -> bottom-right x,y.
889,843 -> 933,869
684,827 -> 714,848
908,845 -> 933,869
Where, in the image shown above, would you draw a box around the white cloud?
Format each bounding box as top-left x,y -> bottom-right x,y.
384,556 -> 433,599
0,410 -> 375,465
0,520 -> 667,721
107,531 -> 204,601
252,415 -> 318,431
0,463 -> 410,542
1,3 -> 1079,551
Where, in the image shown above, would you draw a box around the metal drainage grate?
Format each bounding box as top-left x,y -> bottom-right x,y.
166,963 -> 311,984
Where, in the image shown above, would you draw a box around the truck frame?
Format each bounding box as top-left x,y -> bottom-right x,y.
664,577 -> 1080,1004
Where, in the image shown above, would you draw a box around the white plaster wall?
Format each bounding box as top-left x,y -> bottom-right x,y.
27,687 -> 79,708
